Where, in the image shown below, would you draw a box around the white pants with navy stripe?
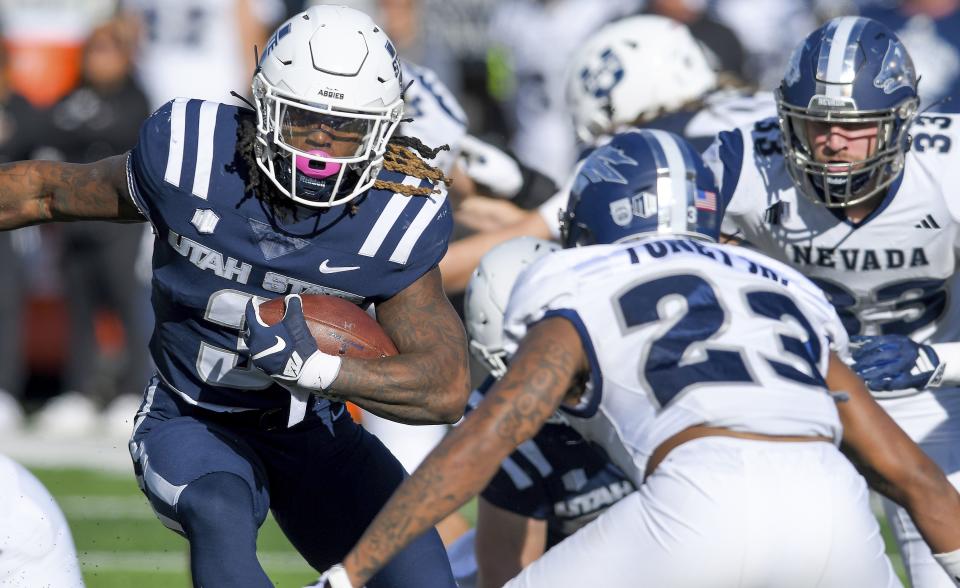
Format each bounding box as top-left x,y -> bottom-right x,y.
506,437 -> 900,588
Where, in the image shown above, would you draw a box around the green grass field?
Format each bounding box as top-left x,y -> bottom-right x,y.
32,466 -> 904,587
31,467 -> 478,588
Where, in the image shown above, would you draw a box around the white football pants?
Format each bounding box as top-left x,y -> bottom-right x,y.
506,437 -> 900,588
0,453 -> 84,587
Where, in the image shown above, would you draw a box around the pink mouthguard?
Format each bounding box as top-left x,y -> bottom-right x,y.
295,150 -> 341,179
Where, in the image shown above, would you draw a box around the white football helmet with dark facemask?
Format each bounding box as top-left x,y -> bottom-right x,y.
464,237 -> 560,379
253,5 -> 404,207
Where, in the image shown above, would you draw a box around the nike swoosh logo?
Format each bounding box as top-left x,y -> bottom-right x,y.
253,336 -> 286,360
319,259 -> 360,273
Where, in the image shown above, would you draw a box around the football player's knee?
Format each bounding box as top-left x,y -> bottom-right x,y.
177,472 -> 257,536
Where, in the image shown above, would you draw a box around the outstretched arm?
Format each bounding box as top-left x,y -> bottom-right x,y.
336,317 -> 584,586
328,267 -> 471,424
0,155 -> 144,229
828,352 -> 960,557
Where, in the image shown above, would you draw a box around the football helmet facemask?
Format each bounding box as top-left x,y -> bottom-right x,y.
776,16 -> 919,208
253,5 -> 404,208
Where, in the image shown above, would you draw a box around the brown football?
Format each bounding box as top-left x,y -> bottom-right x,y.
257,294 -> 398,359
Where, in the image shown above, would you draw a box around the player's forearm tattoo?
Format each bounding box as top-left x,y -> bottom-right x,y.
329,268 -> 471,423
0,156 -> 143,229
343,319 -> 581,585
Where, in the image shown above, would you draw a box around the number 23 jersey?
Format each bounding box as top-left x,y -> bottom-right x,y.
127,99 -> 452,411
502,238 -> 846,484
705,114 -> 960,345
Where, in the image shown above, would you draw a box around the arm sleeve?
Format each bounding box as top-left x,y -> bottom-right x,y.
399,62 -> 468,174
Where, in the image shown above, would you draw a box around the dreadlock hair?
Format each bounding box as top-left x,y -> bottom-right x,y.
376,135 -> 451,195
234,111 -> 450,217
235,113 -> 294,215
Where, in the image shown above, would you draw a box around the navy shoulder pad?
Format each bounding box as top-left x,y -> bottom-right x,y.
129,99 -> 181,220
360,168 -> 452,262
129,99 -> 244,223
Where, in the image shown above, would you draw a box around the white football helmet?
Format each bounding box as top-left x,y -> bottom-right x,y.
464,237 -> 561,379
253,5 -> 404,207
566,15 -> 718,144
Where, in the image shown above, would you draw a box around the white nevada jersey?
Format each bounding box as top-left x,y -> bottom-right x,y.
707,114 -> 960,345
502,237 -> 845,484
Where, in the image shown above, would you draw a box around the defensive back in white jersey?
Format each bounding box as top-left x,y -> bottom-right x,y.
503,236 -> 845,483
499,236 -> 901,588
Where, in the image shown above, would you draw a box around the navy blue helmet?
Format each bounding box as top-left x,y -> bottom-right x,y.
776,16 -> 919,208
560,129 -> 720,247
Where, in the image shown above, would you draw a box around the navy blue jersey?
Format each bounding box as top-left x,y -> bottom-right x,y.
127,99 -> 452,411
469,377 -> 635,547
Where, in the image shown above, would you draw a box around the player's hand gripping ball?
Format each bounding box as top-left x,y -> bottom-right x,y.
244,294 -> 397,390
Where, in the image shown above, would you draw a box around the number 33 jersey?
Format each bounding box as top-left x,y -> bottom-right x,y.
502,238 -> 846,484
704,114 -> 960,345
126,99 -> 452,411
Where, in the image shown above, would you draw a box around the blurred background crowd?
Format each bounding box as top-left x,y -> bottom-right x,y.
0,0 -> 956,440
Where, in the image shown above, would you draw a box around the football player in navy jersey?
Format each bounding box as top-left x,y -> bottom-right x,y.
0,6 -> 467,588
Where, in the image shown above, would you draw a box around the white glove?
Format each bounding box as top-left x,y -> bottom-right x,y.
308,564 -> 355,588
